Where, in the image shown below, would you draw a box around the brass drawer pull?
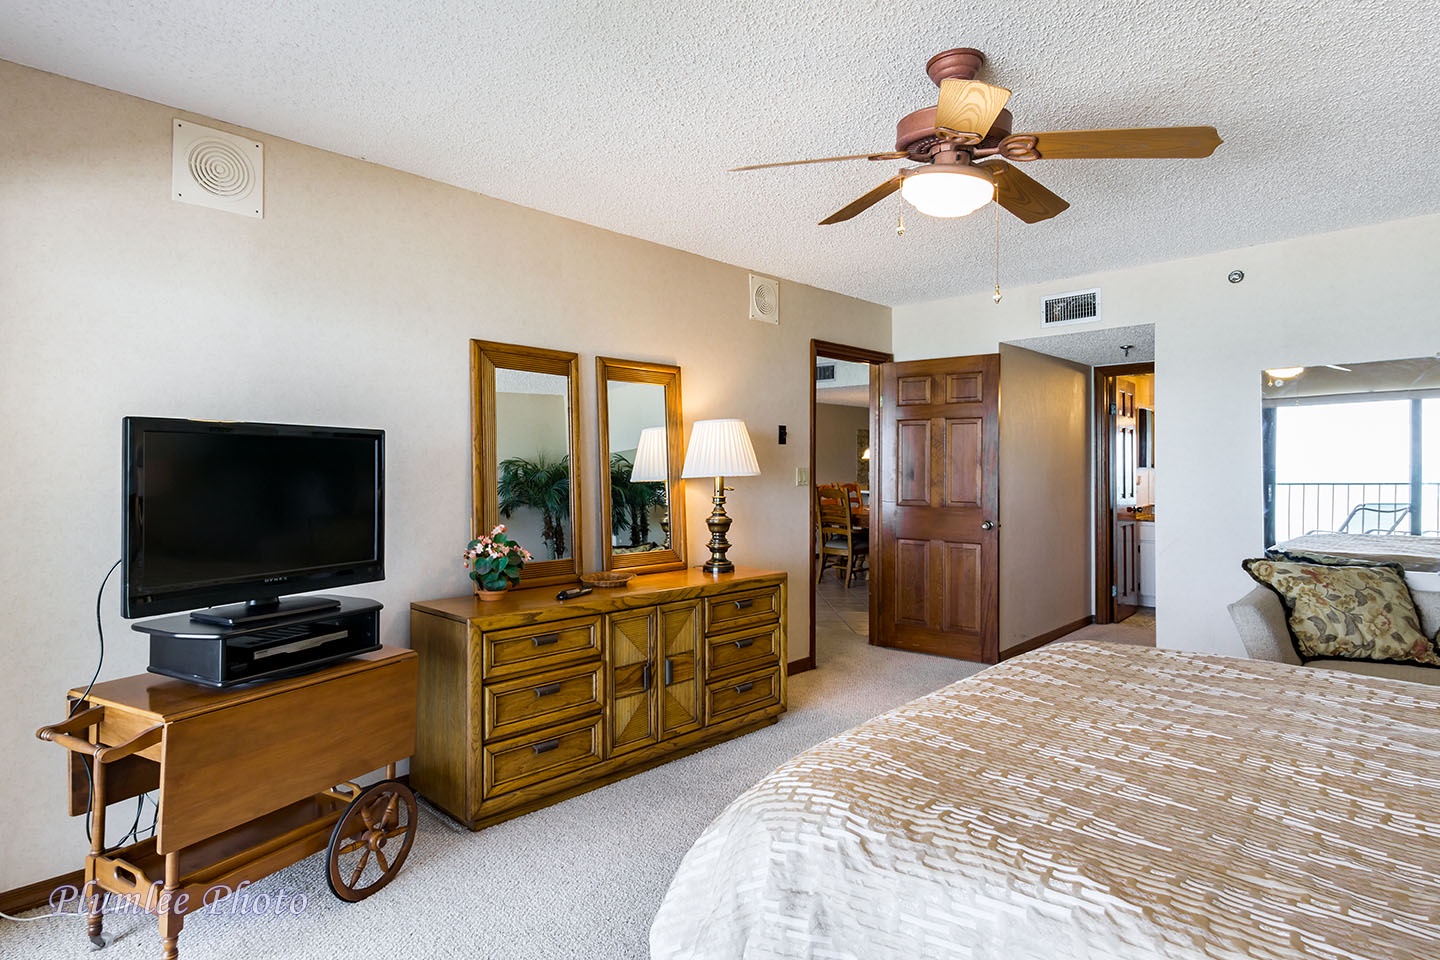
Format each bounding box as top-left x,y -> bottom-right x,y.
733,599 -> 755,610
534,682 -> 561,698
734,681 -> 755,694
733,637 -> 755,649
531,633 -> 560,647
531,738 -> 560,755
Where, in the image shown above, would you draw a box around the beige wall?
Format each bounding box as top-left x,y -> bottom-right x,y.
814,403 -> 869,490
997,345 -> 1092,650
895,211 -> 1440,658
0,61 -> 890,889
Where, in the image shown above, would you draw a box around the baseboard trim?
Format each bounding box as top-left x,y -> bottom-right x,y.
1000,616 -> 1094,661
787,656 -> 816,676
1,869 -> 84,916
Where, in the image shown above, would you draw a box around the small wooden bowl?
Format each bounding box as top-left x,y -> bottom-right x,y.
581,571 -> 635,588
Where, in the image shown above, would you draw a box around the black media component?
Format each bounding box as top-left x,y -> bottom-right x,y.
133,596 -> 383,687
122,417 -> 385,623
556,586 -> 593,601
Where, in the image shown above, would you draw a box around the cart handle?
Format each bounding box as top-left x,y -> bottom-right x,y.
37,710 -> 163,763
36,706 -> 106,756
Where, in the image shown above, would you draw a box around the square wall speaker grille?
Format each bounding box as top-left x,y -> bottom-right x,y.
172,119 -> 264,218
749,274 -> 780,324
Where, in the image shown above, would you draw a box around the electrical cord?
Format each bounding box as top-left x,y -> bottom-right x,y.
70,559 -> 121,717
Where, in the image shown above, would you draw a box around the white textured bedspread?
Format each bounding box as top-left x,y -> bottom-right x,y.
650,642 -> 1440,960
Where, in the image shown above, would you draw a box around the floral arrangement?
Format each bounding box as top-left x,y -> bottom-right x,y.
464,525 -> 533,591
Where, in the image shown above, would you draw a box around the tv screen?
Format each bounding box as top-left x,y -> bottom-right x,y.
123,418 -> 385,622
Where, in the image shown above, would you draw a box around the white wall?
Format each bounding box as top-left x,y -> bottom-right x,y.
997,345 -> 1091,650
895,212 -> 1440,657
0,61 -> 890,890
814,403 -> 869,490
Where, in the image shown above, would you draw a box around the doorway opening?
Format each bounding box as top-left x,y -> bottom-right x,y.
1094,362 -> 1156,626
804,340 -> 890,673
1000,323 -> 1157,641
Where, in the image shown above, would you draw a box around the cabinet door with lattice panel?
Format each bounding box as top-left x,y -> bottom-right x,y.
658,601 -> 702,739
605,608 -> 657,756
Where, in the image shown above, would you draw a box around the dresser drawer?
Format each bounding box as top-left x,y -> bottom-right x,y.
706,624 -> 781,680
483,661 -> 603,741
479,616 -> 600,679
705,665 -> 782,725
704,584 -> 781,636
482,715 -> 602,798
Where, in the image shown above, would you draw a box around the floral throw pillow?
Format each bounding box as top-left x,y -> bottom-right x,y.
1242,557 -> 1440,666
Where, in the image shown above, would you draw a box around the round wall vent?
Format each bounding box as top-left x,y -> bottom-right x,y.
749,274 -> 780,324
172,119 -> 264,218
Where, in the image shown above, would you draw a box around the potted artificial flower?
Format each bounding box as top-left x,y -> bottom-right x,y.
464,524 -> 532,600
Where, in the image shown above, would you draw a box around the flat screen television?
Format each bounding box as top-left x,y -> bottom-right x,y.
123,417 -> 385,625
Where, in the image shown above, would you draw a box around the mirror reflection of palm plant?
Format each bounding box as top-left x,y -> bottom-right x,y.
610,454 -> 665,547
498,454 -> 570,559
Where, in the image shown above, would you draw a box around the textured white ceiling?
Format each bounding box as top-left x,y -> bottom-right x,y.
4,1 -> 1438,307
1007,323 -> 1156,366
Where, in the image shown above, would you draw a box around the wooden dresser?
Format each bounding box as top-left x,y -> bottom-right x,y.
410,567 -> 787,828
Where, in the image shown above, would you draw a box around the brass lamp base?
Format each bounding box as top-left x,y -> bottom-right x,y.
700,475 -> 734,574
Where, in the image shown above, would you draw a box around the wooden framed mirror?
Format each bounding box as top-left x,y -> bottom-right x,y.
471,340 -> 583,588
596,357 -> 686,575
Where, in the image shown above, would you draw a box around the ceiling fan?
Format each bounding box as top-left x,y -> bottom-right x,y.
732,48 -> 1223,226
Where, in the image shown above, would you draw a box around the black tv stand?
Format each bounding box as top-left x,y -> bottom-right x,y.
133,596 -> 382,687
190,594 -> 343,628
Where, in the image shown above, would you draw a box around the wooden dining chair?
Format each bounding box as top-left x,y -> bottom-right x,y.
815,484 -> 869,587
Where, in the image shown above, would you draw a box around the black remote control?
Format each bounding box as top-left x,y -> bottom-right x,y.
556,586 -> 593,601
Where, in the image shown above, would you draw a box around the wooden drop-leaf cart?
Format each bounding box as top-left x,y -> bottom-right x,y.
36,647 -> 419,960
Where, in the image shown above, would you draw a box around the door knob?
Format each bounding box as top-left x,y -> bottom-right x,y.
980,520 -> 996,530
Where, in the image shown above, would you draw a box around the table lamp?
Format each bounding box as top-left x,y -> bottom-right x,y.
681,419 -> 760,574
629,426 -> 670,541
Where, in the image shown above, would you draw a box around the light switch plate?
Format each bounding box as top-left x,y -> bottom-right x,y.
795,467 -> 808,486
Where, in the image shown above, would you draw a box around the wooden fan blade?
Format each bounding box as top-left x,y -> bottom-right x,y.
730,152 -> 908,172
819,176 -> 903,225
1001,126 -> 1222,161
935,79 -> 1012,143
985,160 -> 1069,224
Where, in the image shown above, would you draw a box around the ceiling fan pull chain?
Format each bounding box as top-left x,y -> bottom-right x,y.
896,194 -> 906,236
992,202 -> 1003,304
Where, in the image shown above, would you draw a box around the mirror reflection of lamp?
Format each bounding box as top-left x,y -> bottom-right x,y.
629,426 -> 670,544
681,419 -> 761,574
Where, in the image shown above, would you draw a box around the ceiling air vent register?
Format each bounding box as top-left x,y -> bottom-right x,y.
815,363 -> 836,382
172,119 -> 264,218
749,274 -> 780,325
1041,289 -> 1100,327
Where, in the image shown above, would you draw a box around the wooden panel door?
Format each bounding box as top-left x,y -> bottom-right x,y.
875,354 -> 999,662
605,609 -> 656,756
657,601 -> 701,738
1112,377 -> 1140,619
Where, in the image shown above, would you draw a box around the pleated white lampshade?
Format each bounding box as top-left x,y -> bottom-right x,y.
681,419 -> 760,478
629,426 -> 669,483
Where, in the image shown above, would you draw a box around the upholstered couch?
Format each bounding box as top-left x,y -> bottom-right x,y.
1229,578 -> 1440,686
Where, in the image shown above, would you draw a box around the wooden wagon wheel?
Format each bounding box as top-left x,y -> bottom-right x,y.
325,779 -> 418,902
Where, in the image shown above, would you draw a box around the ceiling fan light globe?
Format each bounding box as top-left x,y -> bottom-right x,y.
899,166 -> 995,218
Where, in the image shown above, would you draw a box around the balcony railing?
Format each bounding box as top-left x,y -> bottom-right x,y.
1269,482 -> 1440,544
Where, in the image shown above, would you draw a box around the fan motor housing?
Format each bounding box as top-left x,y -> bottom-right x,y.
897,107 -> 1012,159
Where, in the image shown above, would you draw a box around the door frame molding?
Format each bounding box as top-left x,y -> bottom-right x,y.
801,339 -> 892,674
1092,361 -> 1155,624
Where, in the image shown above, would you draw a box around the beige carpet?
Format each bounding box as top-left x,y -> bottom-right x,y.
2,582 -> 984,960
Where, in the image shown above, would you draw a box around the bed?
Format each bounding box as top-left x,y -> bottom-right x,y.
1275,533 -> 1440,573
650,642 -> 1440,959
